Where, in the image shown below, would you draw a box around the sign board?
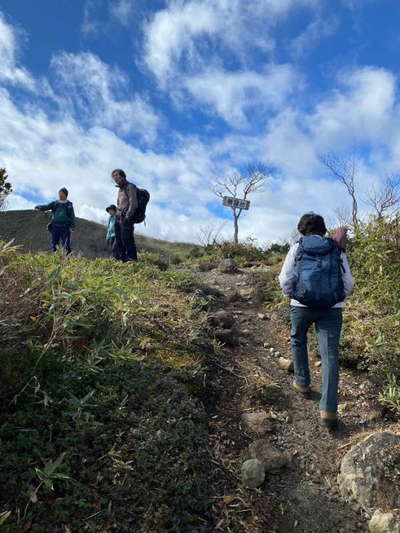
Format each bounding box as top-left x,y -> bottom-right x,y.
222,196 -> 250,210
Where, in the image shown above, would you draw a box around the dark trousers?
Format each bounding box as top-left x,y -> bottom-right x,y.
107,237 -> 122,260
290,306 -> 343,413
115,218 -> 137,261
50,223 -> 71,254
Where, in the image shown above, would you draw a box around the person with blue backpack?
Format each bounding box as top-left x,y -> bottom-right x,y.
35,187 -> 75,255
279,213 -> 354,431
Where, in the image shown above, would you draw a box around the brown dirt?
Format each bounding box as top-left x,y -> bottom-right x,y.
202,266 -> 400,533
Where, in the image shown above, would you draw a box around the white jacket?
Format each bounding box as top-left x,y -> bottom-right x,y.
278,237 -> 355,308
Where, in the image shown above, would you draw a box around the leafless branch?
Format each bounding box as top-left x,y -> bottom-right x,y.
320,153 -> 359,229
365,174 -> 400,218
211,163 -> 271,243
198,223 -> 225,247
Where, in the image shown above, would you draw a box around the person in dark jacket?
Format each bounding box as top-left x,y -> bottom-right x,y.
35,187 -> 75,254
111,169 -> 138,261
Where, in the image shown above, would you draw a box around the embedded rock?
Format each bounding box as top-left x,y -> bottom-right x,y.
218,258 -> 238,273
241,411 -> 274,435
369,511 -> 400,533
208,310 -> 235,329
248,439 -> 290,472
241,459 -> 265,488
338,432 -> 400,511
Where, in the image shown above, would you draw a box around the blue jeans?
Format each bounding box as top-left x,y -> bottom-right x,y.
50,223 -> 71,254
290,306 -> 343,413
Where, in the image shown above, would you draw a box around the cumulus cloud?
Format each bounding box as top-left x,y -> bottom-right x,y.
185,64 -> 301,128
2,5 -> 400,246
0,13 -> 35,89
144,0 -> 321,83
51,52 -> 161,142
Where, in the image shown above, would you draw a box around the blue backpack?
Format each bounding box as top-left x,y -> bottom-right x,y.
291,236 -> 345,309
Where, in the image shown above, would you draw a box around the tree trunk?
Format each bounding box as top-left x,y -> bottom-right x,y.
233,211 -> 239,244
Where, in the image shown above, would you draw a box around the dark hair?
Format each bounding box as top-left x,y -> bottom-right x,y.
297,212 -> 327,236
112,169 -> 126,179
106,204 -> 117,213
59,187 -> 68,197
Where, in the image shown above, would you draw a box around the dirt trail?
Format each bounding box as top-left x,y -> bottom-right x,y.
201,266 -> 393,533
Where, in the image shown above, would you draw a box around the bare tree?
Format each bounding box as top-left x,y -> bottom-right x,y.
332,205 -> 353,228
0,168 -> 13,210
365,174 -> 400,218
212,164 -> 269,243
320,153 -> 359,230
198,223 -> 225,247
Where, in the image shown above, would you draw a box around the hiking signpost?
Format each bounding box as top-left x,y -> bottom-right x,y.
222,196 -> 250,210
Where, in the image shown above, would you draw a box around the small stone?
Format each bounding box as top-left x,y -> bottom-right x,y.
241,411 -> 274,435
315,360 -> 322,368
214,328 -> 239,347
218,258 -> 238,273
269,347 -> 274,353
263,342 -> 270,348
208,310 -> 235,329
194,261 -> 217,272
278,358 -> 294,373
241,459 -> 265,488
257,313 -> 267,320
248,439 -> 291,472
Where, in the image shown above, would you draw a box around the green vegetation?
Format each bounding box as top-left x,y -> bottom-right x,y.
342,216 -> 400,412
0,210 -> 196,260
188,239 -> 289,266
0,242 -> 212,532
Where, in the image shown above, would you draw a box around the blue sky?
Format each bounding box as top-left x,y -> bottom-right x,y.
0,0 -> 399,243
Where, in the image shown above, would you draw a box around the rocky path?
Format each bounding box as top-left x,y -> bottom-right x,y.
200,265 -> 398,533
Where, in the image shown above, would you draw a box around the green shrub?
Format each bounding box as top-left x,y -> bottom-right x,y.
379,375 -> 400,416
0,242 -> 211,532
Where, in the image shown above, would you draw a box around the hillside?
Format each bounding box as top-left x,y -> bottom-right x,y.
0,209 -> 195,259
1,224 -> 400,532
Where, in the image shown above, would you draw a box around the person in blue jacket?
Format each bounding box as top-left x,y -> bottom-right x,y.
35,188 -> 75,254
105,205 -> 120,259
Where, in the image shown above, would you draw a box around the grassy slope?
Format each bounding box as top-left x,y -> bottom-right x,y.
0,210 -> 195,259
0,243 -> 213,532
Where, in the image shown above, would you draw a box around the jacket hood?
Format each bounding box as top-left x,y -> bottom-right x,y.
300,235 -> 335,255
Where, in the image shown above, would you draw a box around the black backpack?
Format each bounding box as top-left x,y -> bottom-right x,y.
133,186 -> 150,224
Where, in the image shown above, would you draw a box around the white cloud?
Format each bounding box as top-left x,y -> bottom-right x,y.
185,64 -> 300,128
144,0 -> 321,83
110,0 -> 136,25
51,52 -> 161,142
309,67 -> 397,149
0,13 -> 35,89
82,0 -> 100,37
291,15 -> 337,58
2,8 -> 400,246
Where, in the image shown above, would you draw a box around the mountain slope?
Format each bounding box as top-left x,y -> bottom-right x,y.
0,209 -> 195,258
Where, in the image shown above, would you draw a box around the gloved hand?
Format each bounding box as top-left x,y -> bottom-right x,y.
332,227 -> 348,250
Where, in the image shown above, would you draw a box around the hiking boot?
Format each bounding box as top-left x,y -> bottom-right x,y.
292,381 -> 312,397
320,410 -> 338,431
